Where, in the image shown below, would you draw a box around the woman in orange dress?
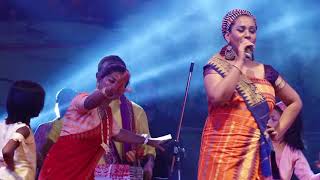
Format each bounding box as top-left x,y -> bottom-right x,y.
198,9 -> 303,179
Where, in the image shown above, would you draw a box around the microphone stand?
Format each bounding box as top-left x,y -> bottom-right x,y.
169,62 -> 194,180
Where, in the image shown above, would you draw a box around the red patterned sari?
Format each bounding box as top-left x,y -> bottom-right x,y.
38,107 -> 112,180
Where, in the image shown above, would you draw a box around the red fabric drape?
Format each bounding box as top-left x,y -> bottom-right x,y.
39,108 -> 112,180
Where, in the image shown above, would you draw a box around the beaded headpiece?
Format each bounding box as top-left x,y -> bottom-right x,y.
222,9 -> 256,39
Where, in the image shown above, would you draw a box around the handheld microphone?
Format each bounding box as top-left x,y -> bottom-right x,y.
245,46 -> 253,60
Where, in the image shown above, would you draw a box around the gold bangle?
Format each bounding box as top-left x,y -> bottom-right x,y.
232,64 -> 242,73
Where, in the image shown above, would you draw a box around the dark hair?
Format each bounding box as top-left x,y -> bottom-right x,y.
274,107 -> 305,151
96,55 -> 129,86
6,80 -> 45,123
97,55 -> 126,72
97,64 -> 127,80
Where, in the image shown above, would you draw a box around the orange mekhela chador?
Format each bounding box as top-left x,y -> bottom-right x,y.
197,54 -> 284,180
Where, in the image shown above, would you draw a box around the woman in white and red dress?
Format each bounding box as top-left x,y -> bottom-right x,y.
39,55 -> 163,180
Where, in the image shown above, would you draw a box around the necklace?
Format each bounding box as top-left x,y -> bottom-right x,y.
97,106 -> 111,152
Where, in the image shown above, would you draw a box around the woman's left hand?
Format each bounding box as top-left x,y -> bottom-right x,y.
265,124 -> 279,141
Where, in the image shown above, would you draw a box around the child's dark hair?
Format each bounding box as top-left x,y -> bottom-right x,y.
6,80 -> 45,123
274,106 -> 305,151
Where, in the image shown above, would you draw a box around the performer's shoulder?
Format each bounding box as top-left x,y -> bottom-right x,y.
131,101 -> 144,111
206,53 -> 224,65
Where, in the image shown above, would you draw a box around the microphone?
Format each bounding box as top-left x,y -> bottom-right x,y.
245,46 -> 253,60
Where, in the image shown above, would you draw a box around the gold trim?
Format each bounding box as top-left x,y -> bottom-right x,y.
207,56 -> 265,106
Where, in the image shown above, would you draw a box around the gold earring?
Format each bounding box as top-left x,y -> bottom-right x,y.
224,45 -> 236,61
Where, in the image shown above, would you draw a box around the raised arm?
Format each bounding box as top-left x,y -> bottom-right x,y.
276,82 -> 302,140
84,71 -> 130,110
205,39 -> 253,105
83,90 -> 112,110
204,64 -> 242,105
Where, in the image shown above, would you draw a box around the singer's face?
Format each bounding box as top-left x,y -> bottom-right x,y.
227,16 -> 257,50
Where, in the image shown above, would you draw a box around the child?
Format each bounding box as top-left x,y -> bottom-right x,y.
0,80 -> 45,180
268,101 -> 320,180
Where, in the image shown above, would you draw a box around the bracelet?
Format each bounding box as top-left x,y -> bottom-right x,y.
141,134 -> 150,145
232,64 -> 242,73
143,137 -> 149,145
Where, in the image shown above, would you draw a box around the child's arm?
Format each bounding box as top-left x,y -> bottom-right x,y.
293,149 -> 319,180
2,126 -> 30,171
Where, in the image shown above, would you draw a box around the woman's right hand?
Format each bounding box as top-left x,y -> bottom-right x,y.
236,38 -> 255,63
101,71 -> 130,100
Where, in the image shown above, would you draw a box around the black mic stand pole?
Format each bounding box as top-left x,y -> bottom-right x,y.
169,62 -> 195,180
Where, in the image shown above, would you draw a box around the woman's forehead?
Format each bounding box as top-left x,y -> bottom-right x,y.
234,16 -> 256,26
108,71 -> 123,78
